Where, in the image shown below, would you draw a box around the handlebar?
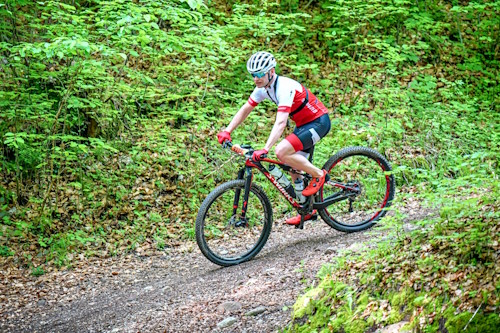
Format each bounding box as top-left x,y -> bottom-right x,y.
223,141 -> 268,160
223,141 -> 287,168
223,141 -> 252,156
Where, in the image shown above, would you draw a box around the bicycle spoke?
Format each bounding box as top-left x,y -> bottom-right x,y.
320,148 -> 394,231
198,182 -> 271,265
326,158 -> 387,223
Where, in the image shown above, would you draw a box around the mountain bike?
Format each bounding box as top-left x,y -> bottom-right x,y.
195,142 -> 395,267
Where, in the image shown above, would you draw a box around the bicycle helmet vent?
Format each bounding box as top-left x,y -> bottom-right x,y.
247,51 -> 276,74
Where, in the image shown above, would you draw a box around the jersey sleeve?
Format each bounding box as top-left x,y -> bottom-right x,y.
248,87 -> 267,107
276,85 -> 296,113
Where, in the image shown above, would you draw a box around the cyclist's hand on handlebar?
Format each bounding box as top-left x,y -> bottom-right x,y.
252,148 -> 268,161
217,131 -> 231,145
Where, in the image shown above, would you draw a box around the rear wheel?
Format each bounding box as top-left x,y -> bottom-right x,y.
318,146 -> 395,232
195,180 -> 273,266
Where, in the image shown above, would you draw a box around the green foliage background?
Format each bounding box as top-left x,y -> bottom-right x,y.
0,0 -> 499,330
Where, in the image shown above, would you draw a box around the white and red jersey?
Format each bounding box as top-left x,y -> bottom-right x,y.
247,75 -> 329,127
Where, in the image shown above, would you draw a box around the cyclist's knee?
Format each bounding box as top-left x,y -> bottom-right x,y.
275,141 -> 294,161
275,148 -> 286,161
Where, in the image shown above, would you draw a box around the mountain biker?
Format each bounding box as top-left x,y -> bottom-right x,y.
217,51 -> 331,225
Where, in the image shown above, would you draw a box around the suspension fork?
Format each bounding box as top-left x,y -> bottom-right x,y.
232,167 -> 250,217
240,167 -> 253,220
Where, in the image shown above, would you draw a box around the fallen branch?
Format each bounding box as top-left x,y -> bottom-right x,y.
463,302 -> 482,331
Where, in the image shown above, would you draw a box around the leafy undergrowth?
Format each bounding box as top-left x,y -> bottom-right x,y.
1,0 -> 498,274
0,123 -> 219,271
285,182 -> 499,333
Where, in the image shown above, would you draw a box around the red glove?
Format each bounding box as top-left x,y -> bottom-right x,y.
217,131 -> 231,144
252,148 -> 268,161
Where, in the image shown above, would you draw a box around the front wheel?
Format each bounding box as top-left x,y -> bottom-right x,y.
195,180 -> 273,266
319,146 -> 395,232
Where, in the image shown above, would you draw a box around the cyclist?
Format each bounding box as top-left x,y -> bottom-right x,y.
217,51 -> 331,225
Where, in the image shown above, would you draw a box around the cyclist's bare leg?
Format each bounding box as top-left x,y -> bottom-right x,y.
275,140 -> 323,180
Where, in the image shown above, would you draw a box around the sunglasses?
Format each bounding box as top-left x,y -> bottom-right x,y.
251,71 -> 267,78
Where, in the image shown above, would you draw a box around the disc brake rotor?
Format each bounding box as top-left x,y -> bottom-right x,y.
228,215 -> 248,228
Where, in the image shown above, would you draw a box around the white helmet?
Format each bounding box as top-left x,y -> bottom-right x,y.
246,51 -> 276,74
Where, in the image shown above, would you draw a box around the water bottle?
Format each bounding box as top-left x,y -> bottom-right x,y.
294,178 -> 306,204
269,165 -> 296,198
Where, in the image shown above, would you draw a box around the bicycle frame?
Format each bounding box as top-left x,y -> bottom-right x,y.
228,144 -> 358,221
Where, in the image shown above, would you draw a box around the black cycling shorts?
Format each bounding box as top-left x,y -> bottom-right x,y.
285,114 -> 331,153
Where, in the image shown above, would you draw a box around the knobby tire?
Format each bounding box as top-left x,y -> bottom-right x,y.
319,146 -> 395,232
195,180 -> 273,267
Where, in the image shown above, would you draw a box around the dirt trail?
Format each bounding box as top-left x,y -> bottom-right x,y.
0,202 -> 429,333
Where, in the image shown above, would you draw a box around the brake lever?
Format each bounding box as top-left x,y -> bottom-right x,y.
251,153 -> 267,163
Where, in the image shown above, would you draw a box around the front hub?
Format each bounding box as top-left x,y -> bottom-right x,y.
229,215 -> 248,228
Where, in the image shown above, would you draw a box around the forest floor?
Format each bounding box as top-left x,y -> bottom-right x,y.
0,198 -> 431,333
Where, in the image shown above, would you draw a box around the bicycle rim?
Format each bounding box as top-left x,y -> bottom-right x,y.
196,180 -> 272,266
320,148 -> 394,231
